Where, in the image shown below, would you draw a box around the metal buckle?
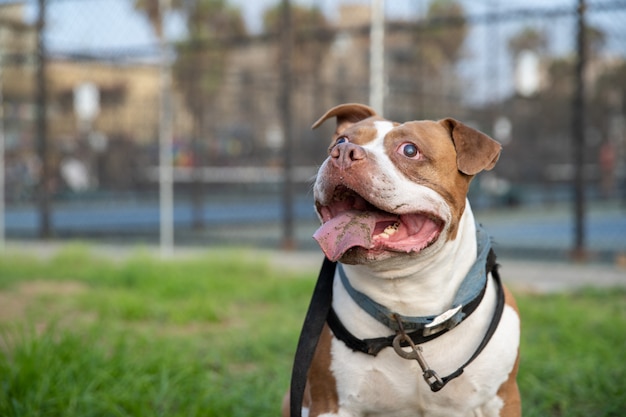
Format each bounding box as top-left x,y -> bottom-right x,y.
423,304 -> 463,337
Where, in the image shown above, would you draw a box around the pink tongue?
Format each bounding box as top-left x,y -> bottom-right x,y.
313,210 -> 379,261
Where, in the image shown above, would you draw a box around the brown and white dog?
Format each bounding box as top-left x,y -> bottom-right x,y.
283,103 -> 520,417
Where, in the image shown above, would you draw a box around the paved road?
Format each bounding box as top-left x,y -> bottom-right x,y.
5,195 -> 316,233
479,203 -> 626,257
5,196 -> 626,262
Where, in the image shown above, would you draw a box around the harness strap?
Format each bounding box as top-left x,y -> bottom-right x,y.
436,261 -> 506,390
289,257 -> 336,417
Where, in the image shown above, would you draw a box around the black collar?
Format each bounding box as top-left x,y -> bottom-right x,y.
329,245 -> 498,356
326,280 -> 487,356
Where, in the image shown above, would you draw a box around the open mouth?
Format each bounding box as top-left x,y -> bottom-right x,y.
314,186 -> 444,262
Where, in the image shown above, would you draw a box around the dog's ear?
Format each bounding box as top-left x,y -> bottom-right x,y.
440,118 -> 502,176
312,103 -> 378,135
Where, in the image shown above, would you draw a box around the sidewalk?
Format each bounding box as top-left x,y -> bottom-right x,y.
495,258 -> 625,293
266,250 -> 626,294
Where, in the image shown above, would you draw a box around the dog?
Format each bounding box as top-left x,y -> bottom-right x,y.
283,103 -> 521,417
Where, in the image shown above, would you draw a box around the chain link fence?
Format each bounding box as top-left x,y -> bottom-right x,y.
1,0 -> 625,261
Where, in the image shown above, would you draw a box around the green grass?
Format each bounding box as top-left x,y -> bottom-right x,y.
0,245 -> 624,416
518,289 -> 626,417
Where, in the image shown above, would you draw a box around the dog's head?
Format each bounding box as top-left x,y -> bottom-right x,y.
312,103 -> 501,265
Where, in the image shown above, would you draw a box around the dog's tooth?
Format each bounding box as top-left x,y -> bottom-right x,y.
384,222 -> 400,236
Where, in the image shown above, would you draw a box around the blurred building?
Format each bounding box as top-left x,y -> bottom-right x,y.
0,1 -> 37,152
0,1 -> 624,197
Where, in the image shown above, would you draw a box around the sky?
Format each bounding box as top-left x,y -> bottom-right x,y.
9,0 -> 625,104
13,0 -> 600,56
19,0 -> 425,52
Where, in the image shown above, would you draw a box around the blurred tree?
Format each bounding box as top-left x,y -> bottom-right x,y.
508,26 -> 548,58
423,0 -> 467,66
133,0 -> 246,150
583,24 -> 605,60
261,4 -> 330,166
538,23 -> 605,98
134,0 -> 246,228
530,22 -> 606,134
589,61 -> 626,147
262,4 -> 330,119
403,0 -> 468,119
263,4 -> 327,37
173,0 -> 246,142
175,0 -> 246,228
132,0 -> 182,38
496,22 -> 612,184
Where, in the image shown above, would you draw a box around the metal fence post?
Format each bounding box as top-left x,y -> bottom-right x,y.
572,0 -> 587,259
369,0 -> 385,113
159,0 -> 174,257
36,0 -> 51,239
280,0 -> 295,250
0,50 -> 4,250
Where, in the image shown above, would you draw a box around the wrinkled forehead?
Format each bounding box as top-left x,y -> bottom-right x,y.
334,119 -> 397,146
336,118 -> 451,149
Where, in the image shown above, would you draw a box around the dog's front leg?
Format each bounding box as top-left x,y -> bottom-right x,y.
306,326 -> 340,416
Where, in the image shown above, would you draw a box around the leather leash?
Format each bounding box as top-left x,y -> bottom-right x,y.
289,257 -> 336,417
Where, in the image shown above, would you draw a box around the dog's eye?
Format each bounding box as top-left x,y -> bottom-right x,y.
335,136 -> 349,145
398,142 -> 420,159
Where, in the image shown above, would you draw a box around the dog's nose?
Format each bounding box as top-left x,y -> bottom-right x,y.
330,142 -> 366,170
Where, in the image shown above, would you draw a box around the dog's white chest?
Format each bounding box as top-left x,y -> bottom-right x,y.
326,276 -> 520,417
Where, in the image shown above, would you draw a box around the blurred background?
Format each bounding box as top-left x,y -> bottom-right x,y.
0,0 -> 624,263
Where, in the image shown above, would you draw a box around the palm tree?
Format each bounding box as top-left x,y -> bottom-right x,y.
132,0 -> 183,39
263,4 -> 330,130
141,0 -> 246,228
